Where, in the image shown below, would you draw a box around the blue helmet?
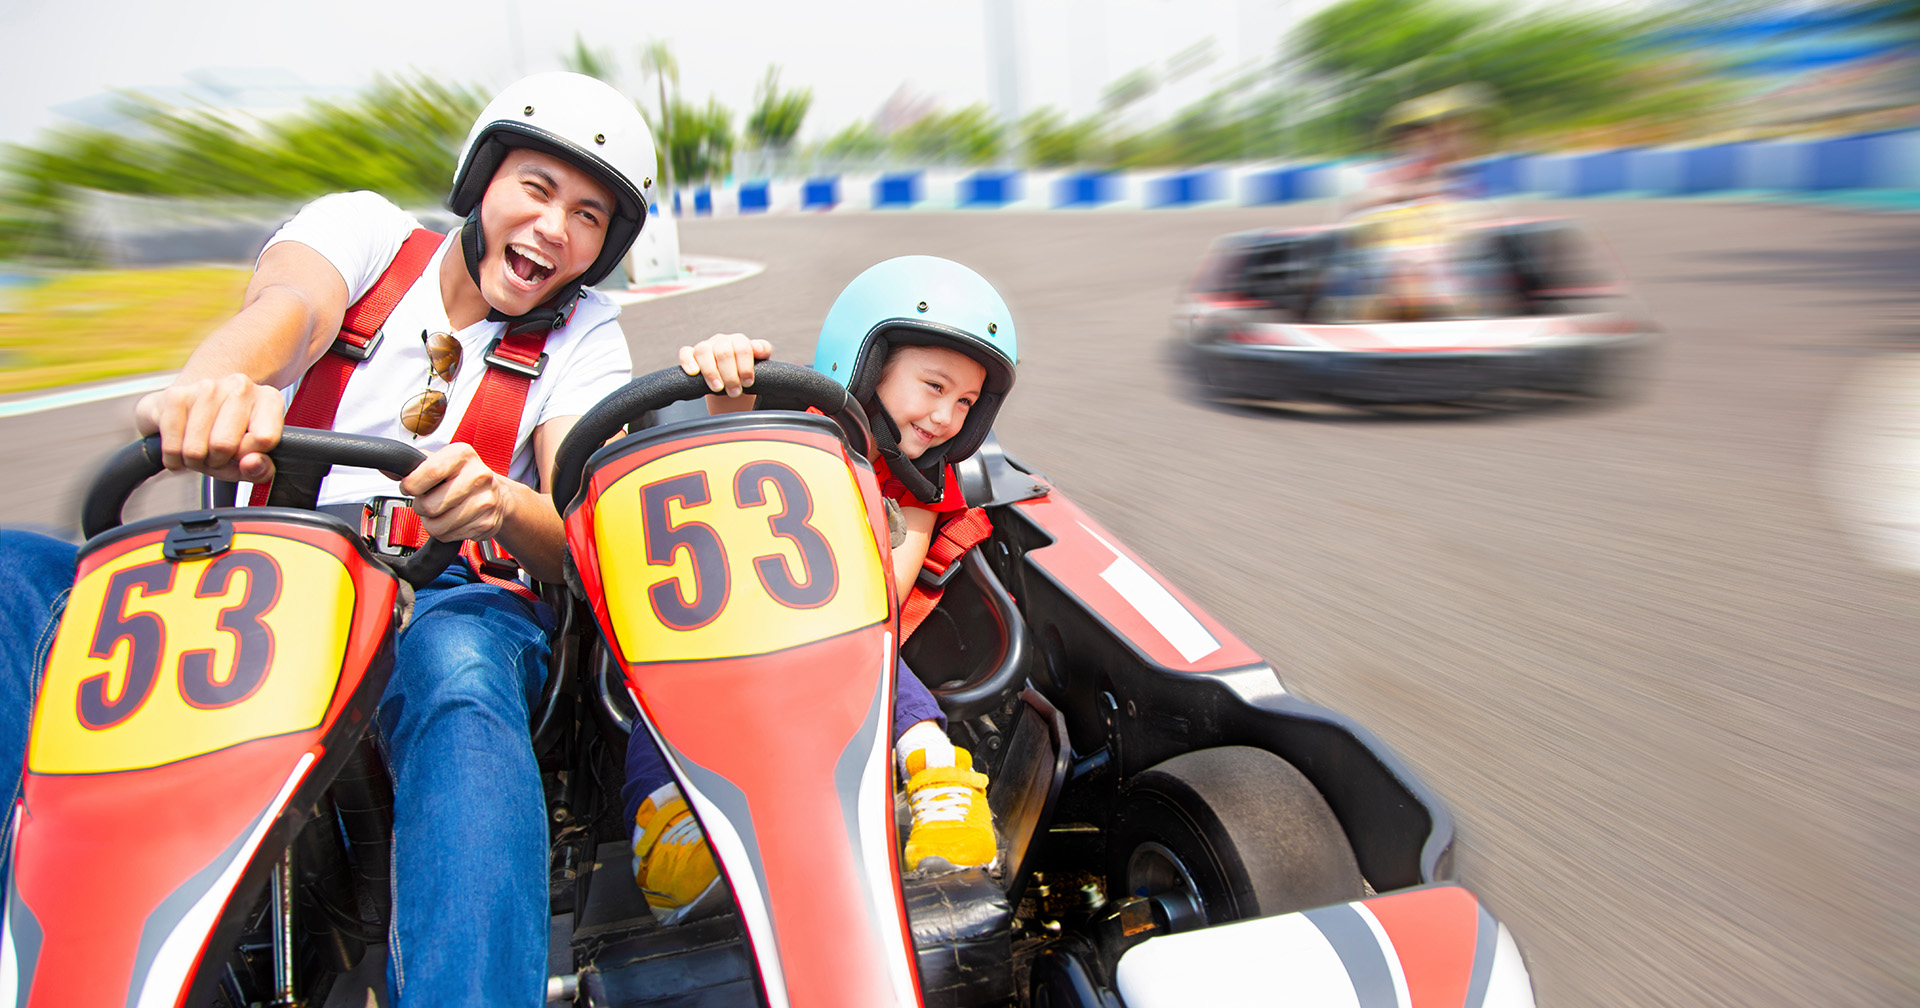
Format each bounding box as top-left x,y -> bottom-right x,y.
813,256 -> 1017,499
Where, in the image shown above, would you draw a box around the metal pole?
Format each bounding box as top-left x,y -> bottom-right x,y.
272,847 -> 298,1006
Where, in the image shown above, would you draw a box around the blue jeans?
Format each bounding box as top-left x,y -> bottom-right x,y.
0,531 -> 554,1008
379,563 -> 554,1007
0,530 -> 76,873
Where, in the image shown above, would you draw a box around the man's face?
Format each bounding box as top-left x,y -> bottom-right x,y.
474,149 -> 615,316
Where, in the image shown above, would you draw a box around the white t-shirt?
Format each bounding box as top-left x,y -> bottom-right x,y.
256,191 -> 632,507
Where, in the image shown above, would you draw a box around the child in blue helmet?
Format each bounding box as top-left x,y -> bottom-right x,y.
623,256 -> 1016,921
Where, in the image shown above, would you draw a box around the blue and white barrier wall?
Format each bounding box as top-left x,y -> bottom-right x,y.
669,128 -> 1920,216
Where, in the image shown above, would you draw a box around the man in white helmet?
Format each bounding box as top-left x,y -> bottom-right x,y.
0,72 -> 654,1005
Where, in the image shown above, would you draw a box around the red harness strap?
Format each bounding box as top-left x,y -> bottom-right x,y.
899,506 -> 994,641
348,330 -> 552,603
430,329 -> 550,601
250,228 -> 443,505
248,227 -> 554,603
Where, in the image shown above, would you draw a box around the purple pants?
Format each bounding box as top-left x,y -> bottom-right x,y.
621,658 -> 946,823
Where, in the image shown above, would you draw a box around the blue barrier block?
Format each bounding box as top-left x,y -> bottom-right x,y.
1680,144 -> 1743,193
1151,170 -> 1221,207
737,182 -> 770,213
1474,155 -> 1525,197
692,188 -> 712,216
672,190 -> 683,216
1055,172 -> 1115,207
1571,149 -> 1634,195
802,177 -> 838,210
875,173 -> 921,207
963,171 -> 1020,207
1811,134 -> 1874,190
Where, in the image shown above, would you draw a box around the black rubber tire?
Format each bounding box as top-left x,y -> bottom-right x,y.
1107,746 -> 1366,925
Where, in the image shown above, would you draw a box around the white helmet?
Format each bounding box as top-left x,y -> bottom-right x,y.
449,72 -> 654,294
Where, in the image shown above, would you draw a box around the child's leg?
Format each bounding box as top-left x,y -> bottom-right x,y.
621,724 -> 720,921
894,659 -> 995,872
622,725 -> 675,825
892,658 -> 947,770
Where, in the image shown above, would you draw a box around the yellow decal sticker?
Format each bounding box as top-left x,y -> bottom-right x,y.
30,533 -> 355,775
593,438 -> 888,662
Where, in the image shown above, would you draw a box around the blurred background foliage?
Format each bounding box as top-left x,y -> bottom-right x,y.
2,0 -> 1915,264
0,76 -> 484,261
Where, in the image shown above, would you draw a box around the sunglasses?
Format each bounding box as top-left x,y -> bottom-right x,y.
400,330 -> 462,437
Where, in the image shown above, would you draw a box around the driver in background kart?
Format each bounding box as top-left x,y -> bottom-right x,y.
1334,83 -> 1499,322
622,255 -> 1017,922
0,73 -> 653,1008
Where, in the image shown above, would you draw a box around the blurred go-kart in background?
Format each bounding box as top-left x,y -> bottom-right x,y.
1174,201 -> 1659,409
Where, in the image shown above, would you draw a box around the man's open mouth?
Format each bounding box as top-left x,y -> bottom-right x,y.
505,243 -> 555,286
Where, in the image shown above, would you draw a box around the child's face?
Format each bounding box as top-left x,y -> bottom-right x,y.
873,345 -> 986,460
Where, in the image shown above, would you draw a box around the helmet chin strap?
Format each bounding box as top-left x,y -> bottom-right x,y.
865,401 -> 950,504
459,209 -> 585,336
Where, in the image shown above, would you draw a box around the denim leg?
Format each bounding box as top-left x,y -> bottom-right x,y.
0,531 -> 77,870
377,567 -> 553,1008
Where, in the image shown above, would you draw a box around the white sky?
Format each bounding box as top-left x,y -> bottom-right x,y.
0,0 -> 1324,148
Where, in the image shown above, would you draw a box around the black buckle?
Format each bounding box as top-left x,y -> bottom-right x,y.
476,538 -> 520,579
363,495 -> 415,556
330,328 -> 383,362
163,513 -> 232,562
485,336 -> 548,379
916,551 -> 968,590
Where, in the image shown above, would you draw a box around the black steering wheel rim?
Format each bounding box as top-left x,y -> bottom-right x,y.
551,361 -> 872,514
82,428 -> 462,589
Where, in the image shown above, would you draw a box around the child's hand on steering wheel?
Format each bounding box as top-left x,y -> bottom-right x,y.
680,334 -> 773,397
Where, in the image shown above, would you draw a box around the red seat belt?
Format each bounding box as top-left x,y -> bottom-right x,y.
247,226 -> 554,602
899,506 -> 994,641
250,228 -> 443,505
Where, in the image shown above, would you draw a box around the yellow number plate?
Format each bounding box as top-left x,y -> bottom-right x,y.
31,533 -> 355,775
594,439 -> 888,662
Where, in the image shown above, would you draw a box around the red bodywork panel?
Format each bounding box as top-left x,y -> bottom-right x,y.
1013,492 -> 1263,674
7,520 -> 397,1007
564,416 -> 923,1008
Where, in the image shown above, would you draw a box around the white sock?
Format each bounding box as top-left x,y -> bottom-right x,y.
896,720 -> 953,776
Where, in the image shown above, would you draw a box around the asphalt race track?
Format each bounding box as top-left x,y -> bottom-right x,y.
6,199 -> 1917,1006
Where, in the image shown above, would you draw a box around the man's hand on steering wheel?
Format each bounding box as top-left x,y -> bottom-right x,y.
134,373 -> 285,484
400,443 -> 511,543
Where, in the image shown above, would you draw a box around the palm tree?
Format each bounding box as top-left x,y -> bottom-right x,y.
640,39 -> 679,210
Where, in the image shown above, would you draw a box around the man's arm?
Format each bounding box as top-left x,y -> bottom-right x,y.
133,241 -> 350,483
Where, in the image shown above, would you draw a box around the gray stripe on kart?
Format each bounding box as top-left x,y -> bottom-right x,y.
1463,901 -> 1500,1008
1302,902 -> 1400,1008
127,800 -> 271,1008
6,871 -> 44,1007
832,664 -> 894,967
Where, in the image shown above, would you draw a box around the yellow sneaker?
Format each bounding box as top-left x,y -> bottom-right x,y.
902,743 -> 996,873
631,783 -> 725,924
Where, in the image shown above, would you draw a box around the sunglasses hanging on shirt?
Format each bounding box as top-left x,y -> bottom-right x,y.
400,330 -> 462,437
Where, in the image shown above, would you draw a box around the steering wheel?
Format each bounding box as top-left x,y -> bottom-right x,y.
82,428 -> 463,589
551,361 -> 873,513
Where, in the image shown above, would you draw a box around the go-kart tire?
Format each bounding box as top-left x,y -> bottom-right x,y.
1107,746 -> 1365,926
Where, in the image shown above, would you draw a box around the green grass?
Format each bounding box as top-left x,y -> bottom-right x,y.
0,266 -> 251,395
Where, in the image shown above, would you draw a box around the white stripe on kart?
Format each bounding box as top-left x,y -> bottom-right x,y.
1078,522 -> 1221,663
